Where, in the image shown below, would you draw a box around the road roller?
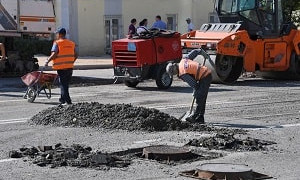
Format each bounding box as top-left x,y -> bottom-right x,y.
181,0 -> 300,83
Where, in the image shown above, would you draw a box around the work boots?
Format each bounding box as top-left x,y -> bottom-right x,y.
186,114 -> 205,124
185,104 -> 205,124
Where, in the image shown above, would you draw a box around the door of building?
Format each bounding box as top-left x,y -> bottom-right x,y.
105,16 -> 122,54
166,14 -> 177,31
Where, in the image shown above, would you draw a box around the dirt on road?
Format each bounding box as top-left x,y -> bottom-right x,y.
30,102 -> 244,133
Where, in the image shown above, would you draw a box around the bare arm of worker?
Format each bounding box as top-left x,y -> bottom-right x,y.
48,51 -> 58,62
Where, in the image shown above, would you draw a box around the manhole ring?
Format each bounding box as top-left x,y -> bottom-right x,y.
180,163 -> 272,180
143,145 -> 192,161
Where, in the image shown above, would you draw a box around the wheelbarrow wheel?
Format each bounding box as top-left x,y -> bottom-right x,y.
27,87 -> 37,103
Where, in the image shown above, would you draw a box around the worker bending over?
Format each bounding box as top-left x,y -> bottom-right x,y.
166,49 -> 212,123
45,28 -> 78,105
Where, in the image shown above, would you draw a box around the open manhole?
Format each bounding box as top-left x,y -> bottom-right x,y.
142,145 -> 194,161
111,145 -> 222,165
179,163 -> 272,180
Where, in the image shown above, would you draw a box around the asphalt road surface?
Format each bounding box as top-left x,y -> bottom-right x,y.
0,69 -> 300,180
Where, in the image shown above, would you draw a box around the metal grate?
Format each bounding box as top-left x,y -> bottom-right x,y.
114,50 -> 138,67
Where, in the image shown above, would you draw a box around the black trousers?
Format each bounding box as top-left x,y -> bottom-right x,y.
57,69 -> 73,104
194,74 -> 212,116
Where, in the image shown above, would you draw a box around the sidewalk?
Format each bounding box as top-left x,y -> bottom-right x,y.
36,55 -> 113,70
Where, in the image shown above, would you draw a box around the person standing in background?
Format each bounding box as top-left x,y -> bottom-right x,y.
186,18 -> 195,32
128,18 -> 137,37
136,19 -> 148,35
45,28 -> 78,106
152,15 -> 167,29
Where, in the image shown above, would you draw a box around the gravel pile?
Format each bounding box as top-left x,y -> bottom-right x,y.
187,132 -> 276,151
9,144 -> 130,170
30,102 -> 243,133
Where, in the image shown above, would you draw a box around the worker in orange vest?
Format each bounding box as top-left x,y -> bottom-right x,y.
166,49 -> 212,123
45,28 -> 78,105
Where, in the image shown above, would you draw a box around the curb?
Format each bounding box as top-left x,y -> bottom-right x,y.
40,64 -> 113,71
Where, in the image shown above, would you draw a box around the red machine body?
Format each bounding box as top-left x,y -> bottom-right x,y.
112,33 -> 181,67
112,32 -> 182,89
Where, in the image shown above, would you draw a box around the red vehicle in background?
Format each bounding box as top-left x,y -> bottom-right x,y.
112,29 -> 182,89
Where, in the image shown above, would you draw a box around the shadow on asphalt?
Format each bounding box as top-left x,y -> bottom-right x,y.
212,123 -> 269,129
0,93 -> 24,98
70,76 -> 121,87
234,79 -> 300,87
135,86 -> 236,93
30,101 -> 61,105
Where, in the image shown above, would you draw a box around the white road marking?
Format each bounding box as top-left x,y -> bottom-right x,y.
133,138 -> 162,144
0,118 -> 28,122
276,123 -> 300,128
0,158 -> 18,163
0,118 -> 28,125
0,120 -> 27,125
0,93 -> 88,103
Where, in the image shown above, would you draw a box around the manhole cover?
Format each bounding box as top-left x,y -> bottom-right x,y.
179,163 -> 272,180
143,145 -> 193,161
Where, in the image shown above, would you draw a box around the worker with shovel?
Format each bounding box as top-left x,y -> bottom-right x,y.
166,49 -> 212,123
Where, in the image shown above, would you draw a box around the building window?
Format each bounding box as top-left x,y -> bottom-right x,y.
166,14 -> 177,31
104,15 -> 122,54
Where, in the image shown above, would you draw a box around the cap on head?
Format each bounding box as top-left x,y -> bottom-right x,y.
56,27 -> 67,35
166,63 -> 179,76
186,18 -> 191,21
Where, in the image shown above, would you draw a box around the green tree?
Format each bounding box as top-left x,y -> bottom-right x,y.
282,0 -> 300,23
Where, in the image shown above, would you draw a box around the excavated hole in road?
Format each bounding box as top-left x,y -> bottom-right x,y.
187,132 -> 276,151
94,145 -> 222,166
30,102 -> 245,134
9,144 -> 221,169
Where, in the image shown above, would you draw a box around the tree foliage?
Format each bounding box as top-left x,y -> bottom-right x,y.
282,0 -> 300,23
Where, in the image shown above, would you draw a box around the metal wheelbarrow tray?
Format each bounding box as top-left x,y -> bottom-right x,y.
21,71 -> 58,103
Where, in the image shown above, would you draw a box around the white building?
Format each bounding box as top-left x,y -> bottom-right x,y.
54,0 -> 215,56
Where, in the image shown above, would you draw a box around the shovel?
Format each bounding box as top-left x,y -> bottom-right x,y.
179,95 -> 196,122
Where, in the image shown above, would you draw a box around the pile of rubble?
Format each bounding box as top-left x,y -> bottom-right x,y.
187,132 -> 276,151
30,102 -> 242,133
9,144 -> 130,169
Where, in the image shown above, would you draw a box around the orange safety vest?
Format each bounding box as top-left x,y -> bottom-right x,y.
52,39 -> 75,70
178,58 -> 211,80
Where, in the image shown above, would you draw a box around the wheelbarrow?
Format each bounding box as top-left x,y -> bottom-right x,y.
21,70 -> 58,103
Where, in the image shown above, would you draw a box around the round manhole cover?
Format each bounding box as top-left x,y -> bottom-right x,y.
180,163 -> 272,180
142,145 -> 192,161
200,163 -> 252,173
196,163 -> 254,180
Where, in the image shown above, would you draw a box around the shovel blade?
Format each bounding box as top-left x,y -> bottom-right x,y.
179,110 -> 194,122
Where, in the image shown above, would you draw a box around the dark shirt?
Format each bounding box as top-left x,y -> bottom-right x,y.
180,74 -> 198,89
128,24 -> 136,35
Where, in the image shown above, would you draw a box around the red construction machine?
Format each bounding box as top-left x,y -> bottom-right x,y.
112,29 -> 182,89
181,0 -> 300,83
